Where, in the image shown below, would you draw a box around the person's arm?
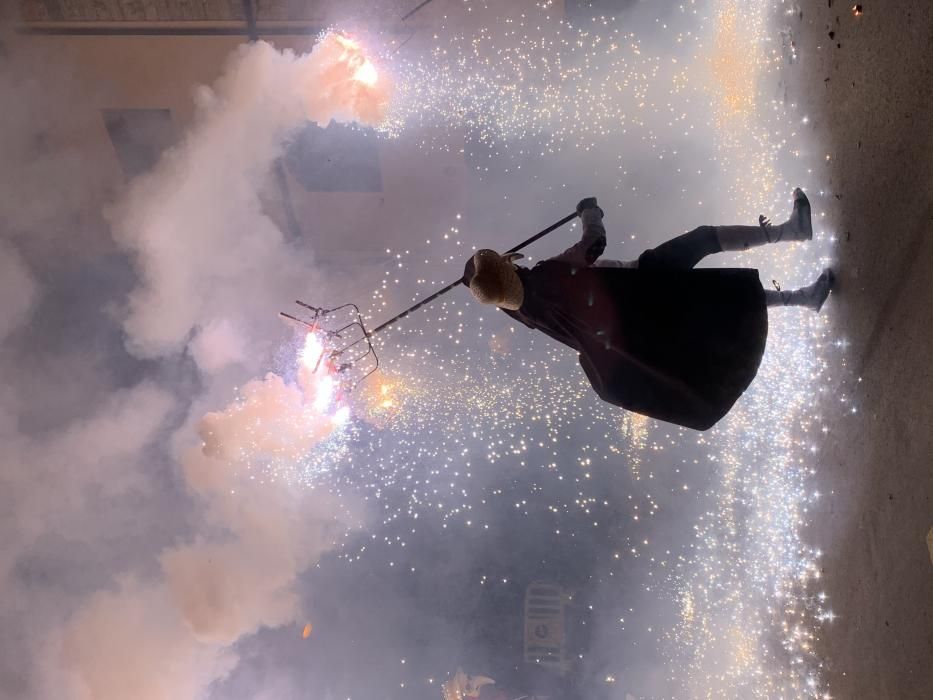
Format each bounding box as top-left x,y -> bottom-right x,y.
592,258 -> 638,268
549,197 -> 606,266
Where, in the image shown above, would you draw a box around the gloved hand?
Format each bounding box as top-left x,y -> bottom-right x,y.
576,197 -> 603,217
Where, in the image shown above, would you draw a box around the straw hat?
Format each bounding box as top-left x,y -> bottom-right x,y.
465,249 -> 525,310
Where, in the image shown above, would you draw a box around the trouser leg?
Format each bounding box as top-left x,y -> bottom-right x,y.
764,269 -> 835,312
717,188 -> 814,251
715,224 -> 776,252
640,225 -> 723,270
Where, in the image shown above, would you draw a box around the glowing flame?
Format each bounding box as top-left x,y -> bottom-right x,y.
198,330 -> 350,461
354,60 -> 379,87
380,383 -> 394,408
333,405 -> 351,425
351,374 -> 410,429
313,374 -> 335,413
708,8 -> 757,121
300,332 -> 324,371
302,32 -> 391,125
332,34 -> 379,87
298,332 -> 347,420
302,622 -> 313,639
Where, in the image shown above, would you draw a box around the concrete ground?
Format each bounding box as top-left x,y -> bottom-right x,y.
787,2 -> 933,698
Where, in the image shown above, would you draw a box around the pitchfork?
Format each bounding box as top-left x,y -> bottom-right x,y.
280,211 -> 577,391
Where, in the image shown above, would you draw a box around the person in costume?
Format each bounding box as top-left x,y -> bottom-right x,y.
461,190 -> 833,430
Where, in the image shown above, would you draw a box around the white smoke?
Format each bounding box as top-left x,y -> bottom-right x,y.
1,33 -> 387,700
56,35 -> 387,698
49,579 -> 238,700
188,319 -> 247,374
0,243 -> 37,343
112,37 -> 389,366
0,381 -> 176,591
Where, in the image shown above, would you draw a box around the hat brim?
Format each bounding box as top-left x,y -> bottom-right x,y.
469,250 -> 524,310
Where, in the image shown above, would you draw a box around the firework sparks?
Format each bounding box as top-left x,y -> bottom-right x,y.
153,2 -> 847,697
270,2 -> 841,697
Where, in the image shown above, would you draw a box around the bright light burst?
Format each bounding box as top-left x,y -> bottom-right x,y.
354,59 -> 380,87
303,30 -> 392,126
198,330 -> 351,470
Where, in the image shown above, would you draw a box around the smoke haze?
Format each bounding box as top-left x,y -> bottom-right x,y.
1,31 -> 385,699
1,2 -> 836,698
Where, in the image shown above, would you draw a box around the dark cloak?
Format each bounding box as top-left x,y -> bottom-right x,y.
499,257 -> 768,430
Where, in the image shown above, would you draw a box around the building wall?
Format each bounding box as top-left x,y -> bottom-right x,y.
11,0 -> 563,271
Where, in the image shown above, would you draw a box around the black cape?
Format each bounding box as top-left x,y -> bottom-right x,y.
502,260 -> 768,430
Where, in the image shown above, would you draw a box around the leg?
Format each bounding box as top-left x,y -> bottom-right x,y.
641,187 -> 814,270
718,188 -> 813,251
639,225 -> 722,270
765,269 -> 835,312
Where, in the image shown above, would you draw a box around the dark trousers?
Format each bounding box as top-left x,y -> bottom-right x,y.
638,226 -> 722,271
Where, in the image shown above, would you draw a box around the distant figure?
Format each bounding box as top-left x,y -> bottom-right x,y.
462,191 -> 833,430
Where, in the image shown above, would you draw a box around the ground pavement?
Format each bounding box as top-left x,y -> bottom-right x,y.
785,2 -> 933,697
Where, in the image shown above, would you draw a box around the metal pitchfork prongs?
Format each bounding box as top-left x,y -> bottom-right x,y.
279,301 -> 379,390
279,211 -> 578,393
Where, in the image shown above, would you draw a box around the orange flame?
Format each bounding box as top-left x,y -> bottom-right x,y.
198,331 -> 349,461
303,32 -> 392,126
352,373 -> 410,428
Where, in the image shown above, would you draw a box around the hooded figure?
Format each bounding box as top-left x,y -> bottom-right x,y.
462,193 -> 833,431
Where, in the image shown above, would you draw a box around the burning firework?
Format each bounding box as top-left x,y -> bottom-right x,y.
302,32 -> 392,126
198,333 -> 348,463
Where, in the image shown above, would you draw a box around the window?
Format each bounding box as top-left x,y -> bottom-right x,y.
102,108 -> 176,178
285,121 -> 382,193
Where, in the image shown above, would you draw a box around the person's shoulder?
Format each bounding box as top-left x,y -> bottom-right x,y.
527,259 -> 575,272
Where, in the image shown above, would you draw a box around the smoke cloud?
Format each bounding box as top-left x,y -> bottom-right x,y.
0,242 -> 37,343
1,31 -> 384,700
57,34 -> 386,698
111,35 -> 389,362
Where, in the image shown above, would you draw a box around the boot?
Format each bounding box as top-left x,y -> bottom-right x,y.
716,188 -> 813,251
764,269 -> 835,312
